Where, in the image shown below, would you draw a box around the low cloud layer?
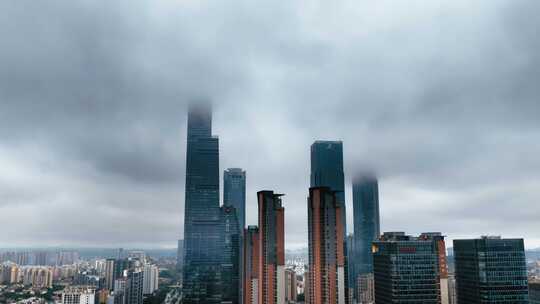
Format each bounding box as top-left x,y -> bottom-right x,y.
1,0 -> 539,248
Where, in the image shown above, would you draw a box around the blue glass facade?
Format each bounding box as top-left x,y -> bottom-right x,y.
453,237 -> 529,303
224,168 -> 246,230
352,175 -> 380,278
182,102 -> 223,304
220,205 -> 241,304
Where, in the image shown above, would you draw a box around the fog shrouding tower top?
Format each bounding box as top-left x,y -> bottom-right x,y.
352,174 -> 380,276
183,101 -> 223,303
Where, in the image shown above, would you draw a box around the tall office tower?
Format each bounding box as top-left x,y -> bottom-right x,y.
224,168 -> 247,230
143,264 -> 159,295
453,237 -> 529,303
307,187 -> 348,304
223,169 -> 245,303
310,141 -> 346,236
257,190 -> 286,304
61,286 -> 96,304
243,226 -> 260,304
285,268 -> 298,303
125,269 -> 144,304
182,102 -> 223,303
352,175 -> 380,274
372,232 -> 448,304
530,281 -> 540,304
220,205 -> 241,303
104,259 -> 115,291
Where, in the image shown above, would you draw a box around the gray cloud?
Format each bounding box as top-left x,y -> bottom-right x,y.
1,0 -> 540,248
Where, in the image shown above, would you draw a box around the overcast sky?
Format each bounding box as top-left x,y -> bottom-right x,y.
1,0 -> 539,249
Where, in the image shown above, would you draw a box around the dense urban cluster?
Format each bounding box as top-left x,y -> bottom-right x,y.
1,102 -> 537,304
179,103 -> 532,304
0,250 -> 163,304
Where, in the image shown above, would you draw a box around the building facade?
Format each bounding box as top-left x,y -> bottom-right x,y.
453,237 -> 529,303
357,274 -> 374,304
352,175 -> 380,272
182,102 -> 223,303
310,141 -> 346,237
530,281 -> 540,304
62,287 -> 96,304
220,205 -> 241,303
143,264 -> 159,295
224,168 -> 247,230
243,226 -> 260,304
307,187 -> 348,304
285,268 -> 298,303
125,269 -> 144,304
258,190 -> 286,304
373,232 -> 448,304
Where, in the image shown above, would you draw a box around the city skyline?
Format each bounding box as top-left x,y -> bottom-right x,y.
2,0 -> 540,250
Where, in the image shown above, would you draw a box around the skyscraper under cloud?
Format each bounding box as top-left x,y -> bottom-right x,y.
352,174 -> 380,300
182,102 -> 223,303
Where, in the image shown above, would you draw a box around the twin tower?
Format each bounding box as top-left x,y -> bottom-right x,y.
182,103 -> 380,304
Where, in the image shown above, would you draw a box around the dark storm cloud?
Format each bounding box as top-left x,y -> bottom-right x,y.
1,0 -> 540,248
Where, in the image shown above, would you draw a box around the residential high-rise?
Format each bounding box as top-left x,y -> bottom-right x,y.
285,268 -> 298,303
224,168 -> 246,230
453,237 -> 528,303
143,264 -> 159,295
307,187 -> 348,304
220,205 -> 241,303
125,269 -> 144,304
310,141 -> 346,237
372,232 -> 448,304
182,102 -> 223,303
304,270 -> 311,304
104,259 -> 115,291
61,286 -> 96,304
243,226 -> 260,304
257,190 -> 286,304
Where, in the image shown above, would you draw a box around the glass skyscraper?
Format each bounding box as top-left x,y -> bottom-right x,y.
372,232 -> 448,304
352,174 -> 380,282
224,168 -> 246,230
220,205 -> 241,304
453,237 -> 529,303
310,140 -> 349,293
182,102 -> 223,304
310,141 -> 346,236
